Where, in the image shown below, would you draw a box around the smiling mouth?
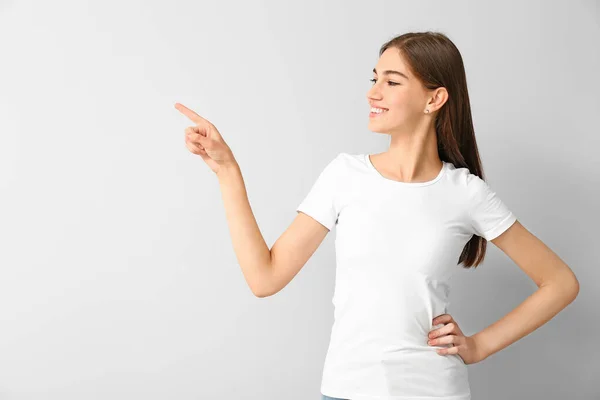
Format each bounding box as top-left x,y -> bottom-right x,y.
370,109 -> 389,117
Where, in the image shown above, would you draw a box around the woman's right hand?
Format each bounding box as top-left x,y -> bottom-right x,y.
175,102 -> 237,175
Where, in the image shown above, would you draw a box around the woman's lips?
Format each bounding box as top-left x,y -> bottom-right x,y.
369,109 -> 389,118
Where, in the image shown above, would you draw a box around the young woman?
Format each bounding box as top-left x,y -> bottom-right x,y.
175,31 -> 579,400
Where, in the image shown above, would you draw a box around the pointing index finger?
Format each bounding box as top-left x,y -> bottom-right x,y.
174,103 -> 205,124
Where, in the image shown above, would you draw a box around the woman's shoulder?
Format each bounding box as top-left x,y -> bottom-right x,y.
333,151 -> 363,162
334,151 -> 369,168
441,161 -> 478,189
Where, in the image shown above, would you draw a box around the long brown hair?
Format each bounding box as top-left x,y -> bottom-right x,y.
379,31 -> 488,268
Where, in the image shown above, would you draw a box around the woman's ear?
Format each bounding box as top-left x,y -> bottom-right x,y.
426,87 -> 448,113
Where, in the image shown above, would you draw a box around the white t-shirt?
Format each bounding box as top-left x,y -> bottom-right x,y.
296,152 -> 517,400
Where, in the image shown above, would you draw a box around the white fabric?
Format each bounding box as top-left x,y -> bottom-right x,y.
296,152 -> 517,400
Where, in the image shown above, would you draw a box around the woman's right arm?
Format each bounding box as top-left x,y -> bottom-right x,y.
175,102 -> 328,298
217,162 -> 329,298
216,162 -> 272,297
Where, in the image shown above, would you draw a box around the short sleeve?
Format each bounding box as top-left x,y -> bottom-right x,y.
467,174 -> 517,241
296,153 -> 342,231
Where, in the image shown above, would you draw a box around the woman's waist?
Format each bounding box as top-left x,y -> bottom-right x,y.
322,342 -> 469,398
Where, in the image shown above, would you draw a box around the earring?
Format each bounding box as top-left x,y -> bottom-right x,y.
425,109 -> 430,114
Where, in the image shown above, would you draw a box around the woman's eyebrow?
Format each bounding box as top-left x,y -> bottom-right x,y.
372,68 -> 409,80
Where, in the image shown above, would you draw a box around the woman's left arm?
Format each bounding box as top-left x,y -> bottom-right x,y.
472,220 -> 580,360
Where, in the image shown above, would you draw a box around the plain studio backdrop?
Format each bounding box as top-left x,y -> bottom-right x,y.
0,1 -> 598,399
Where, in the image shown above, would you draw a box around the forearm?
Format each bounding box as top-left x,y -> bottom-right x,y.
216,161 -> 272,296
473,274 -> 579,361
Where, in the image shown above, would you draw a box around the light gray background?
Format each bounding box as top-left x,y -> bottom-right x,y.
0,1 -> 598,399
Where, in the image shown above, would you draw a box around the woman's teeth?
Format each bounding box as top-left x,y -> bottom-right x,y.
370,107 -> 388,114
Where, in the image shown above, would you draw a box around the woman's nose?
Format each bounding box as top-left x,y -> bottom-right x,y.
367,85 -> 381,99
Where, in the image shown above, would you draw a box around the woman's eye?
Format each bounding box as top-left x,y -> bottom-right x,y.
369,78 -> 398,86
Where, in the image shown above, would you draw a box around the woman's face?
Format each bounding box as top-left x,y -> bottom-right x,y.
367,48 -> 429,134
